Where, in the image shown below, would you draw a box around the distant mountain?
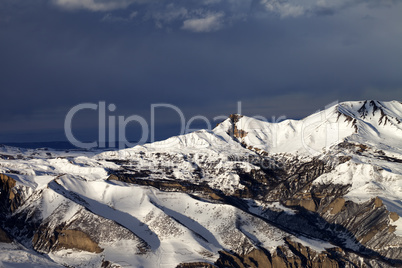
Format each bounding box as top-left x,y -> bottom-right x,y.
1,141 -> 141,150
1,141 -> 80,150
0,100 -> 401,267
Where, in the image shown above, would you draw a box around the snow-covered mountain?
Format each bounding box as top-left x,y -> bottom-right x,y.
0,100 -> 401,267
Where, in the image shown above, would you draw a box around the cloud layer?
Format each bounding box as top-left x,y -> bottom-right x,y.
182,12 -> 224,32
48,0 -> 397,32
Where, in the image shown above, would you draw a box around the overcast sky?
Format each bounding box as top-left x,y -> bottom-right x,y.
1,0 -> 402,145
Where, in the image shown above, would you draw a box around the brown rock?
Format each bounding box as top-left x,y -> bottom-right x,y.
360,222 -> 387,244
313,257 -> 339,268
324,198 -> 345,215
229,114 -> 248,139
285,198 -> 317,212
215,250 -> 245,268
0,174 -> 16,189
300,199 -> 317,212
107,174 -> 119,181
388,226 -> 397,233
390,212 -> 399,222
215,248 -> 276,268
208,192 -> 223,201
374,197 -> 383,208
56,229 -> 103,253
0,227 -> 12,243
243,248 -> 272,268
271,255 -> 287,268
0,173 -> 22,213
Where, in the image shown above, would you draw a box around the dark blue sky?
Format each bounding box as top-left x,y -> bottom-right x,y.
1,0 -> 401,145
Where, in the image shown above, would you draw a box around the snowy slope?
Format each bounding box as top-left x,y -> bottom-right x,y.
0,242 -> 62,268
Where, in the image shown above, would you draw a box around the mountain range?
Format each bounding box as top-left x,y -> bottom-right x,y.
0,100 -> 401,267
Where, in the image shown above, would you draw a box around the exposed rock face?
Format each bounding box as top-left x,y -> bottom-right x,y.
210,235 -> 400,268
390,212 -> 399,222
215,249 -> 271,268
229,114 -> 248,139
323,197 -> 345,215
32,224 -> 103,253
0,174 -> 22,215
285,194 -> 318,212
214,243 -> 342,268
320,198 -> 402,262
0,227 -> 12,243
56,229 -> 103,253
0,173 -> 25,244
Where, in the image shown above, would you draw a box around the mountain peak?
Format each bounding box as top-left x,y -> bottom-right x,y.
336,100 -> 401,130
212,100 -> 401,156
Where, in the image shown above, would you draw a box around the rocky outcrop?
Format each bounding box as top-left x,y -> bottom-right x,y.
32,221 -> 103,253
390,212 -> 399,222
285,193 -> 318,212
213,234 -> 401,268
228,114 -> 248,139
0,174 -> 23,215
32,226 -> 103,253
321,197 -> 402,262
322,197 -> 345,215
214,243 -> 343,268
56,229 -> 103,253
0,173 -> 26,244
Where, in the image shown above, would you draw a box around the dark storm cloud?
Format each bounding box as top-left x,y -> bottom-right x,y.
0,0 -> 401,143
